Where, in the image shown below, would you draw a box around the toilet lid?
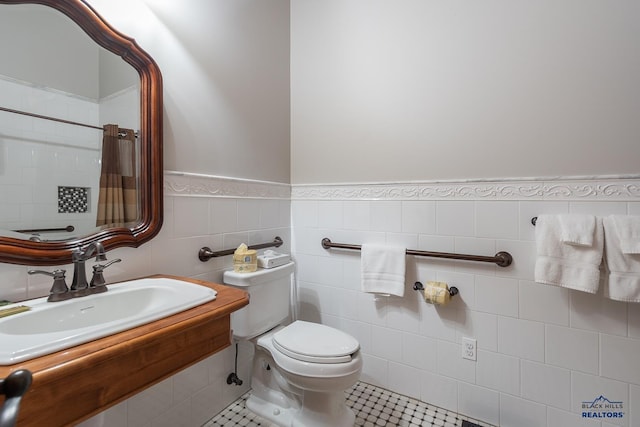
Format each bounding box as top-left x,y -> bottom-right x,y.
272,321 -> 360,364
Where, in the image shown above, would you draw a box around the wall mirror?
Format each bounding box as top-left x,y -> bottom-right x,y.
0,0 -> 163,265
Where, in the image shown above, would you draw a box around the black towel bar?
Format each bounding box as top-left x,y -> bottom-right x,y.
14,225 -> 75,233
199,237 -> 284,262
321,238 -> 513,267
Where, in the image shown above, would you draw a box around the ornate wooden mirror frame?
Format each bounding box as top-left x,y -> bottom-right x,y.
0,0 -> 163,265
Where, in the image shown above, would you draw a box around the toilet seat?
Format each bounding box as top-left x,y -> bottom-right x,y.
272,321 -> 360,364
256,323 -> 362,379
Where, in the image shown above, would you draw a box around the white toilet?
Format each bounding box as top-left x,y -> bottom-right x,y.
223,262 -> 362,427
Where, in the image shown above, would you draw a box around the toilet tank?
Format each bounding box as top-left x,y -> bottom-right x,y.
223,262 -> 294,340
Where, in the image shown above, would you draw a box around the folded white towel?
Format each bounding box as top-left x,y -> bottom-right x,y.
603,216 -> 640,302
534,214 -> 604,293
559,214 -> 596,246
611,215 -> 640,254
361,243 -> 406,297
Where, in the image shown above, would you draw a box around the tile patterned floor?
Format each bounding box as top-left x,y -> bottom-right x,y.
204,382 -> 495,427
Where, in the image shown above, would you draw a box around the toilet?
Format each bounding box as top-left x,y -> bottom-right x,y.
223,262 -> 362,427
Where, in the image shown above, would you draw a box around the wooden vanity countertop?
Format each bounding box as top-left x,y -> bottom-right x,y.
0,275 -> 249,427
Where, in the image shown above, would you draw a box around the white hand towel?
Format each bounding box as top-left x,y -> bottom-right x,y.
534,214 -> 604,293
603,216 -> 640,302
559,214 -> 596,246
361,244 -> 406,297
611,215 -> 640,254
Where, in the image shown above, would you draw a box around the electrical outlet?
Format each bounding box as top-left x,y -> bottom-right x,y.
462,337 -> 477,361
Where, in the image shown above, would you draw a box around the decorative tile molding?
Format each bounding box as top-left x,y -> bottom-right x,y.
164,171 -> 291,199
164,172 -> 640,201
291,177 -> 640,201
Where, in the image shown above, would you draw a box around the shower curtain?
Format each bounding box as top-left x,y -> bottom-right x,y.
96,124 -> 138,226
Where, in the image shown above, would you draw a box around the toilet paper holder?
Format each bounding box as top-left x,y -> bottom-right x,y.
413,281 -> 459,297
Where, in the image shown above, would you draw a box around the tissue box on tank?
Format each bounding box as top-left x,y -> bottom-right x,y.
257,251 -> 291,269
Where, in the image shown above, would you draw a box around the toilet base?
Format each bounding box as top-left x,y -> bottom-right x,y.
247,346 -> 357,427
294,390 -> 356,427
246,393 -> 295,426
246,390 -> 356,427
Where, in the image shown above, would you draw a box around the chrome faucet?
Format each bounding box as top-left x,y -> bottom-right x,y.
71,242 -> 107,295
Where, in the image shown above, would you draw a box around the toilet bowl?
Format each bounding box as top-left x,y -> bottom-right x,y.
248,322 -> 362,427
223,263 -> 362,427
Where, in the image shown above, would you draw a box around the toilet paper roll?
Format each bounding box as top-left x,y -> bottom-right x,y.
422,281 -> 454,306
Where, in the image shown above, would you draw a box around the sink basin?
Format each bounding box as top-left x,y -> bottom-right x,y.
0,277 -> 217,365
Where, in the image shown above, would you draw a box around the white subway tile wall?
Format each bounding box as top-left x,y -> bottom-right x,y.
521,360 -> 572,411
0,175 -> 290,427
0,76 -> 138,236
0,175 -> 639,426
291,181 -> 640,427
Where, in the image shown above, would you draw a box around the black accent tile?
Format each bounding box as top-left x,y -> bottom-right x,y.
58,186 -> 89,213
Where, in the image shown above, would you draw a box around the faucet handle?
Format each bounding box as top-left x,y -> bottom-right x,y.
90,259 -> 121,292
28,269 -> 70,302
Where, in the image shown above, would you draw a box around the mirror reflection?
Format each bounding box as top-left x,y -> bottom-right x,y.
0,4 -> 140,242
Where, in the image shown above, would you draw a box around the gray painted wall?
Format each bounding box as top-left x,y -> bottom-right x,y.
0,5 -> 143,101
88,0 -> 291,183
291,0 -> 640,184
0,5 -> 98,99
